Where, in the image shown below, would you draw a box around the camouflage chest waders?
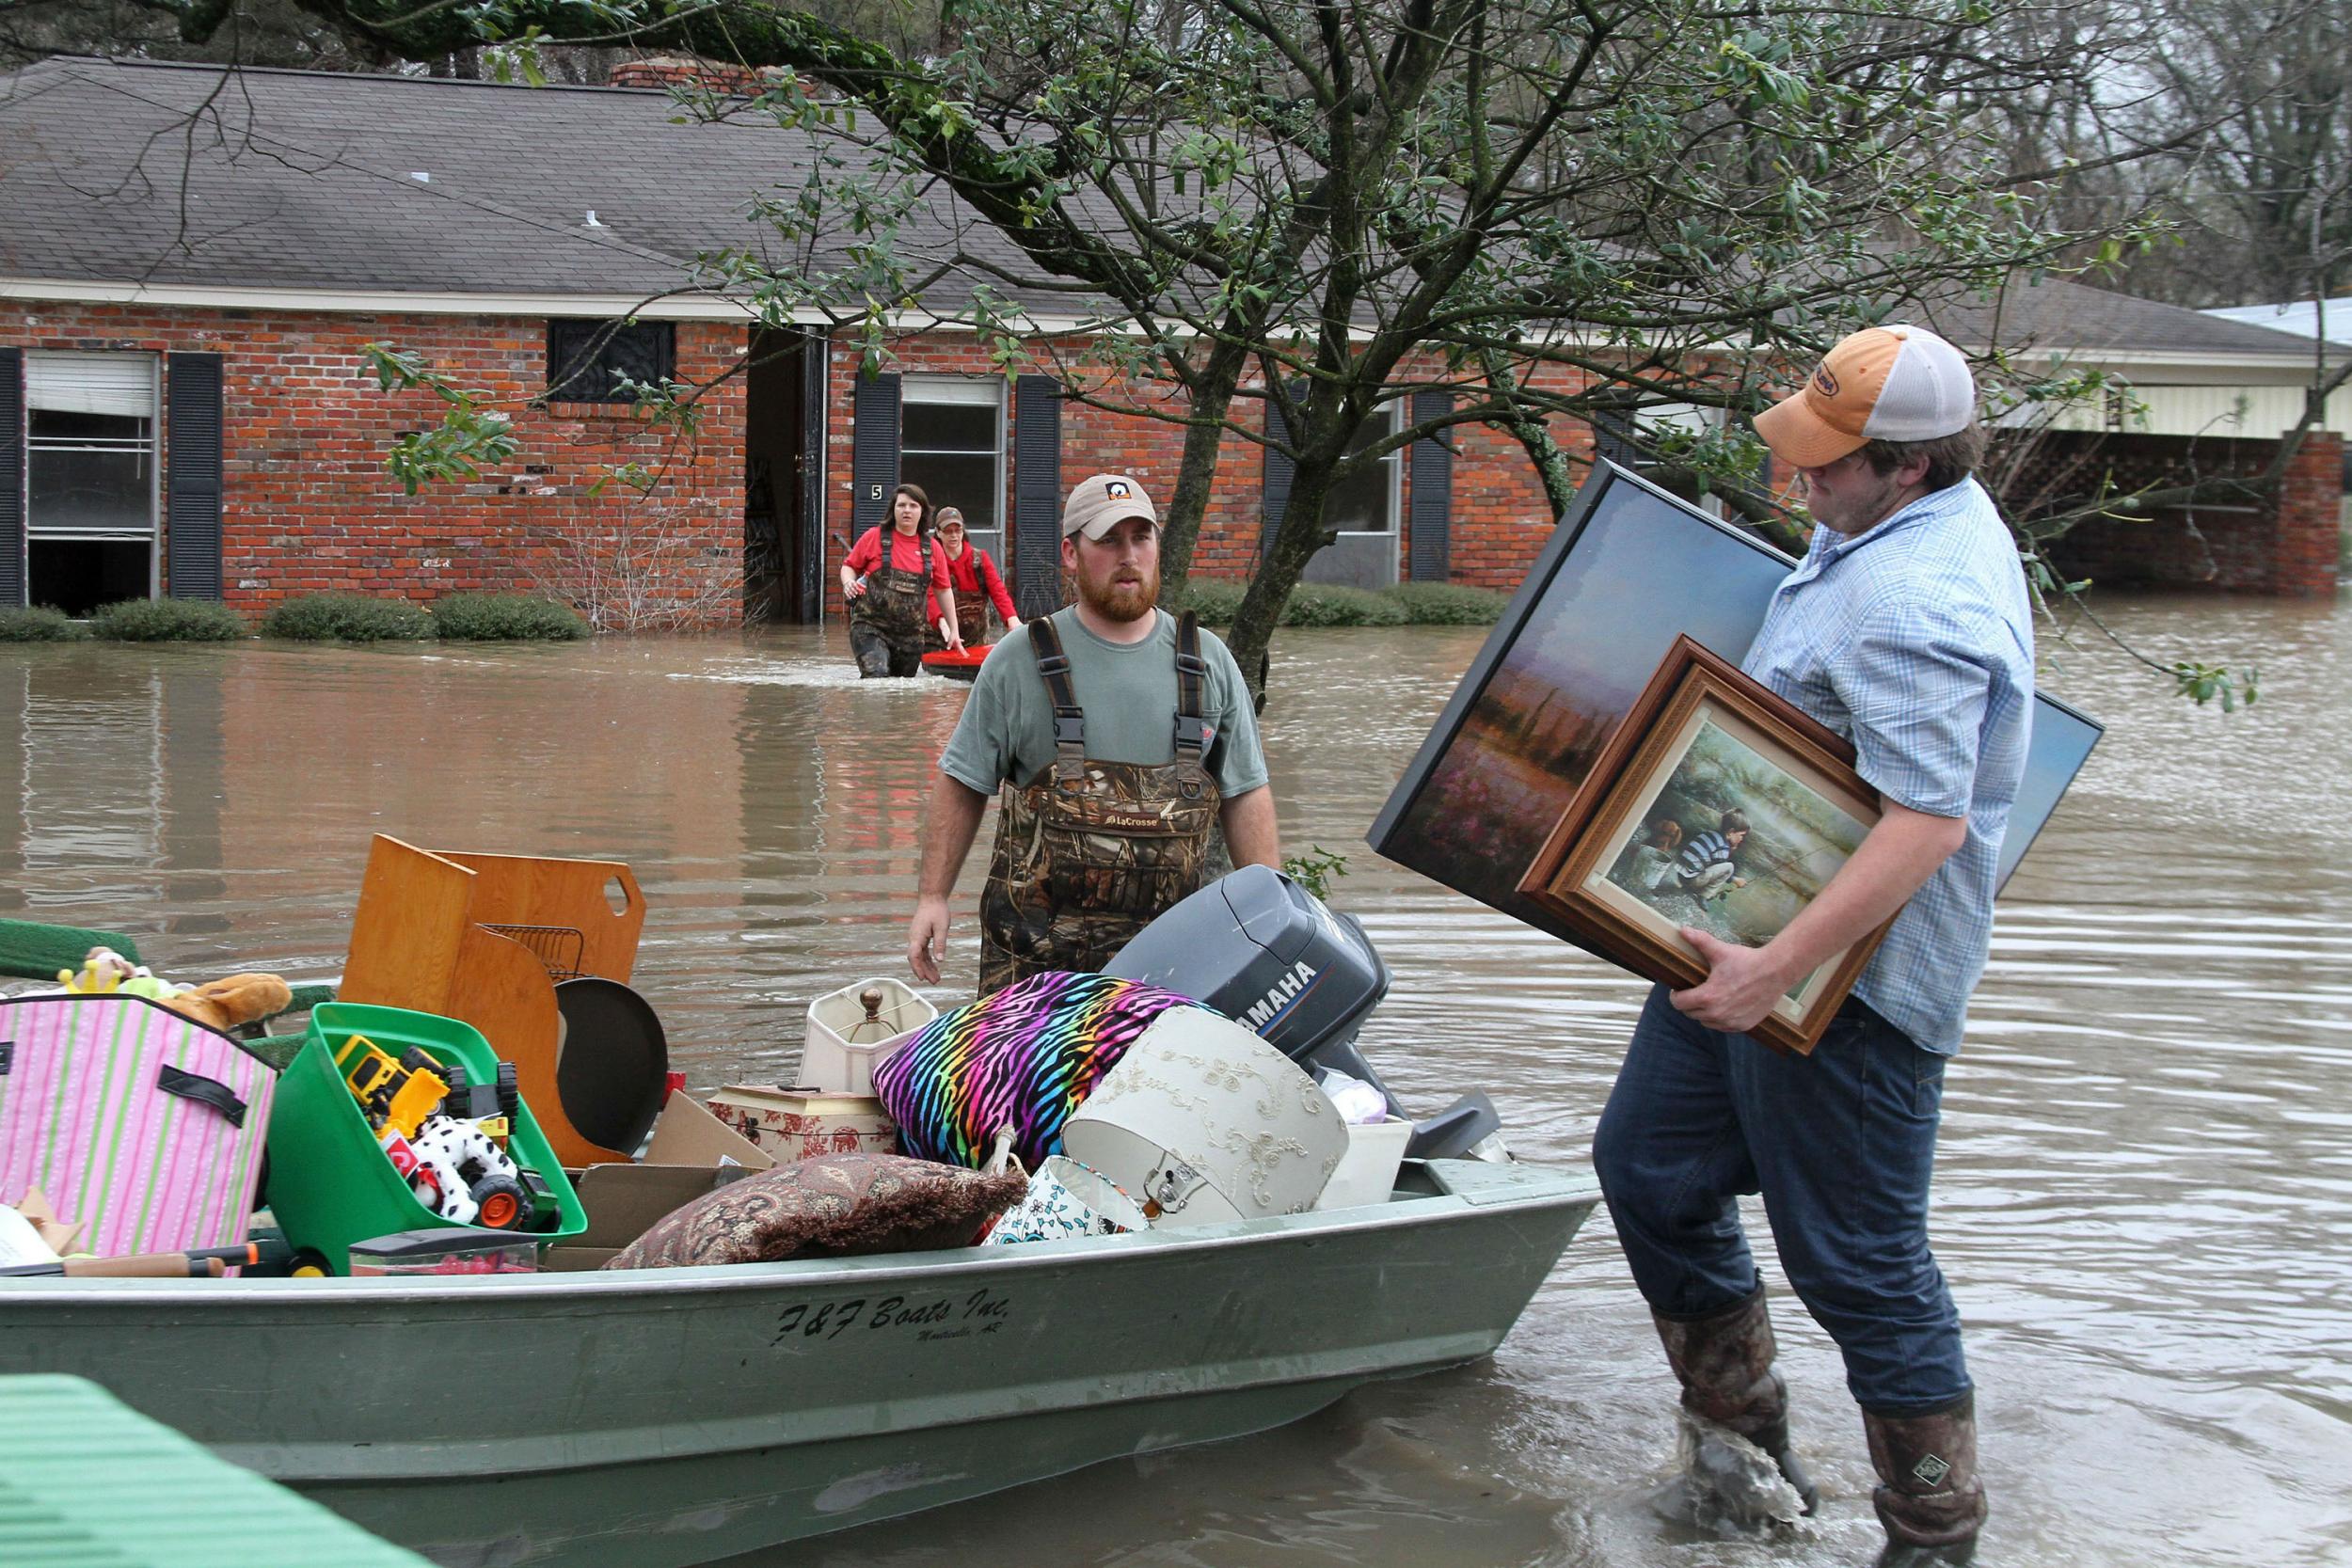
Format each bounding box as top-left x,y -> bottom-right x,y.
848,529 -> 933,678
928,578 -> 991,652
976,612 -> 1221,995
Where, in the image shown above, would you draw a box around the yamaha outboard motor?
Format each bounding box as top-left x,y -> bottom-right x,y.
1104,865 -> 1504,1161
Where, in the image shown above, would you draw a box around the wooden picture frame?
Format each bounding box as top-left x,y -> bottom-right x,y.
1517,636 -> 1895,1055
1367,462 -> 2103,957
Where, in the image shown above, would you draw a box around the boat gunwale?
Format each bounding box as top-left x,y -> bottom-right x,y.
0,1160 -> 1599,1308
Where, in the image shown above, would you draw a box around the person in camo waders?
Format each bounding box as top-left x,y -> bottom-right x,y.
926,506 -> 1022,650
839,483 -> 961,677
906,473 -> 1280,994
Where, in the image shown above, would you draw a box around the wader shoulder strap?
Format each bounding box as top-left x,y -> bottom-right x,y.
1027,615 -> 1086,773
1173,610 -> 1209,764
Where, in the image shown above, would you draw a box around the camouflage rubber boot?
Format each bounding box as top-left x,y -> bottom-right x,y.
1653,1285 -> 1820,1514
1865,1392 -> 1986,1565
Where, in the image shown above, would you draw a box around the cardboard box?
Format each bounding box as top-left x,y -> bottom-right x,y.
706,1085 -> 898,1163
540,1093 -> 773,1271
643,1090 -> 776,1172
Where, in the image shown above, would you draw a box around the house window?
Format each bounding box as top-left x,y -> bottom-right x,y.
25,352 -> 158,614
899,377 -> 1005,534
546,319 -> 675,404
1618,394 -> 1731,516
1325,402 -> 1403,533
1594,396 -> 1725,468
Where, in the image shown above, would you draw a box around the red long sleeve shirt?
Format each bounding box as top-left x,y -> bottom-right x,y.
941,543 -> 1019,625
844,526 -> 951,624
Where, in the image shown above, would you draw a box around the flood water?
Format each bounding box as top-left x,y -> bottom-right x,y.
3,591 -> 2347,1568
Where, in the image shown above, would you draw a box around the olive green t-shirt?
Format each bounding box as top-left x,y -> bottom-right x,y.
939,608 -> 1269,799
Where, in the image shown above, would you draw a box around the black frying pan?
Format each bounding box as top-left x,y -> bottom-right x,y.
552,976 -> 670,1155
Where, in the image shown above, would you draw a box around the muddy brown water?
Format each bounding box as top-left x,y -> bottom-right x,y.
3,592 -> 2346,1567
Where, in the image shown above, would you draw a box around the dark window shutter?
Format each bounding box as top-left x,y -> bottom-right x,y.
1260,387 -> 1298,559
796,329 -> 830,624
167,353 -> 225,601
0,349 -> 22,608
1408,389 -> 1454,581
1591,396 -> 1641,470
850,372 -> 902,550
1012,373 -> 1063,617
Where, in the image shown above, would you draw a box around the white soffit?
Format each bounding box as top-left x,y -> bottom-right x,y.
0,277 -> 1120,336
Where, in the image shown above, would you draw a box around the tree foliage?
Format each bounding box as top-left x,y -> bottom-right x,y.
163,0 -> 2147,696
28,0 -> 2298,708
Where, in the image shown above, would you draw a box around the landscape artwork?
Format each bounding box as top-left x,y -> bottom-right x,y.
1372,464 -> 2107,954
1369,465 -> 1796,946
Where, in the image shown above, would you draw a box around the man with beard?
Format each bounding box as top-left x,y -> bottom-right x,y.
908,473 -> 1280,994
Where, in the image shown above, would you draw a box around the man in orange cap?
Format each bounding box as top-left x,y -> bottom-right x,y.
1593,325 -> 2032,1564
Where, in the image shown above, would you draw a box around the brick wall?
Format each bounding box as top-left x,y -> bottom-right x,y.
2276,432 -> 2346,596
21,300 -> 2330,623
819,334 -> 1598,612
2022,427 -> 2344,596
8,301 -> 745,623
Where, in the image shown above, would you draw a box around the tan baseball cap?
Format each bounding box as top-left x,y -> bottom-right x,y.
1061,473 -> 1158,541
1754,325 -> 1977,468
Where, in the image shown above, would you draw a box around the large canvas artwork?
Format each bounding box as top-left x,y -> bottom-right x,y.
1368,462 -> 2101,946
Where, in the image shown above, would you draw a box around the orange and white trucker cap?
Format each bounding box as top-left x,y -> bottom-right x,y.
1754,325 -> 1976,468
1061,473 -> 1159,541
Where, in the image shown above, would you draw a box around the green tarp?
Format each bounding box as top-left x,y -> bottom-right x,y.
0,1375 -> 430,1567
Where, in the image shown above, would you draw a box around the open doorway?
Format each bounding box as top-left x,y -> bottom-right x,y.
742,327 -> 826,623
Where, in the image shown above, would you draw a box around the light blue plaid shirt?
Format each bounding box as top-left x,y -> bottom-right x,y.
1741,476 -> 2034,1056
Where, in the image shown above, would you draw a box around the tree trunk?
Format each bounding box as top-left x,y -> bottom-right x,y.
1227,465 -> 1334,707
1481,347 -> 1579,518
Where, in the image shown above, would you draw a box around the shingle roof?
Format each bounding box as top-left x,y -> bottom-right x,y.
0,55 -> 1097,316
0,55 -> 2324,366
1923,272 -> 2321,362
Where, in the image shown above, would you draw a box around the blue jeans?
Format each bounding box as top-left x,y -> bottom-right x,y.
1593,985 -> 1970,1416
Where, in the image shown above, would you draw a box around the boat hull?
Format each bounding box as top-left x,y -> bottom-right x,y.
0,1159 -> 1597,1567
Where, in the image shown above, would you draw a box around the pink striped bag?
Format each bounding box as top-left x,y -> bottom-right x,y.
0,993 -> 277,1258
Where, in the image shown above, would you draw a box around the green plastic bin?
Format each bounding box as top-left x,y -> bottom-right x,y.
262,1002 -> 586,1274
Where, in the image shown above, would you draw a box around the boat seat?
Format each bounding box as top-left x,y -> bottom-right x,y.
0,915 -> 336,1053
0,917 -> 142,981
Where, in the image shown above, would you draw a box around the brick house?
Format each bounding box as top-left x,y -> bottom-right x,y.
1,55 -> 2340,624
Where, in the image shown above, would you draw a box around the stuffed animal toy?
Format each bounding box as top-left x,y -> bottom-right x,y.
56,945 -> 292,1032
58,946 -> 177,1003
161,973 -> 295,1033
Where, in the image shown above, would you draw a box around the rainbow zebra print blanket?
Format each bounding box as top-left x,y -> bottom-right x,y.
875,971 -> 1199,1173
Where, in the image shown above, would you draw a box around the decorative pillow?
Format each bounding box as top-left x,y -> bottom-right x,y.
601,1152 -> 1027,1271
873,970 -> 1198,1173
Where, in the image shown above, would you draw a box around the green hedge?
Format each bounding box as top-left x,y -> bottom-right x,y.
1162,578 -> 1248,624
87,598 -> 248,641
431,593 -> 590,641
260,593 -> 434,642
1381,581 -> 1511,625
1282,582 -> 1409,626
0,605 -> 89,642
1162,578 -> 1507,628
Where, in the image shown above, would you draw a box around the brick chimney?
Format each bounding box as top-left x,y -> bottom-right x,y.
607,55 -> 760,94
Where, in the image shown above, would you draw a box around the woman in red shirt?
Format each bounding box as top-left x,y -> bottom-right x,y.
839,484 -> 961,677
927,506 -> 1022,649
